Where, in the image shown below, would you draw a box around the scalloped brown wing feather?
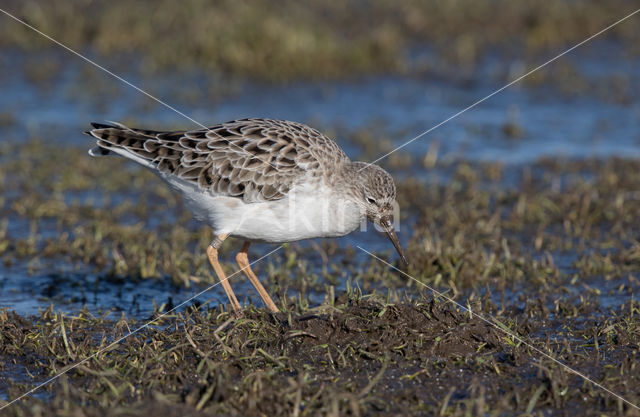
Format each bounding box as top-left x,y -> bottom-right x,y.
87,118 -> 349,203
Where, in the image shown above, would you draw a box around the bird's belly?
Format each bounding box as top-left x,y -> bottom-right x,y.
225,194 -> 363,243
162,175 -> 363,243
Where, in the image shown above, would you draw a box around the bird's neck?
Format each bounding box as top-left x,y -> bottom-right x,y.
330,161 -> 366,200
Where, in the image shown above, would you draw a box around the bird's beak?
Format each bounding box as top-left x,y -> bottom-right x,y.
379,216 -> 408,266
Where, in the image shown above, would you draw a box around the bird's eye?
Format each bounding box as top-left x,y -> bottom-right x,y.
366,196 -> 376,204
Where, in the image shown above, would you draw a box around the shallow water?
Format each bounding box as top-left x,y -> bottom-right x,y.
1,43 -> 638,319
3,45 -> 638,161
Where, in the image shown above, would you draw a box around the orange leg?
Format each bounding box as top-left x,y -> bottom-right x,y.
236,241 -> 279,313
206,234 -> 242,313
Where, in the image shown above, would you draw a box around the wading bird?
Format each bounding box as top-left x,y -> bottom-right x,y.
87,118 -> 406,312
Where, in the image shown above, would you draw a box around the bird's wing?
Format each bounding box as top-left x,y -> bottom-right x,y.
87,118 -> 349,203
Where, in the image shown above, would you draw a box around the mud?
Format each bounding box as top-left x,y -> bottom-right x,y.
1,289 -> 638,416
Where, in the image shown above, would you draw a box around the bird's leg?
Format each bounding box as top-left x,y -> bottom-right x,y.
236,241 -> 279,313
206,234 -> 242,313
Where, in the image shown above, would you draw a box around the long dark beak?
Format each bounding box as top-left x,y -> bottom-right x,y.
379,217 -> 408,266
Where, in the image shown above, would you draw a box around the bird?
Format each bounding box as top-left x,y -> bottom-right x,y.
86,118 -> 407,313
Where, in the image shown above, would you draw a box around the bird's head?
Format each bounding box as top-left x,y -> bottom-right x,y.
345,162 -> 408,265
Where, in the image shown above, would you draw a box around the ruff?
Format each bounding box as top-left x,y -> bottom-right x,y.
87,118 -> 407,313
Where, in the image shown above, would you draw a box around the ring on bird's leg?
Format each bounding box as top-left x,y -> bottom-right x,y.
211,235 -> 225,250
206,234 -> 242,314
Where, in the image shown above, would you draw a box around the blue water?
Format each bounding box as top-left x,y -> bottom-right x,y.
2,45 -> 639,163
1,42 -> 639,318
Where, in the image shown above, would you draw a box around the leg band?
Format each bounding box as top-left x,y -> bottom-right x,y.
211,235 -> 224,249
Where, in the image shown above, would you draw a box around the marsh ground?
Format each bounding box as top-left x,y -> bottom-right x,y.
1,1 -> 640,415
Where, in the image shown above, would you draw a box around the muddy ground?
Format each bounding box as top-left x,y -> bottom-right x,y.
1,292 -> 638,416
1,143 -> 640,415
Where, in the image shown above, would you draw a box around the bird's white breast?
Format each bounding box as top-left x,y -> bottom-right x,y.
161,174 -> 364,243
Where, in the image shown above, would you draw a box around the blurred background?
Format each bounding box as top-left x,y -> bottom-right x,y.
1,0 -> 639,318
